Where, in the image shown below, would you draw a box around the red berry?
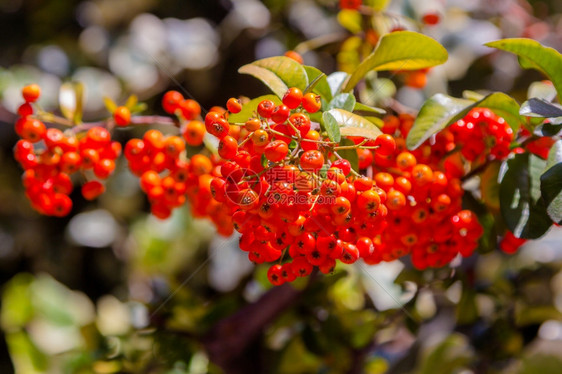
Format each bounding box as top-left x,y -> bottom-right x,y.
82,181 -> 105,200
22,84 -> 41,103
282,87 -> 303,109
114,106 -> 131,126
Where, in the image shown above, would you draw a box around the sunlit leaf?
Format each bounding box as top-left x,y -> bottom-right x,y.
303,66 -> 332,101
125,94 -> 138,110
344,31 -> 448,92
323,109 -> 382,141
486,38 -> 562,98
322,111 -> 341,143
328,93 -> 356,112
327,71 -> 350,97
103,96 -> 117,114
353,102 -> 386,116
239,56 -> 309,98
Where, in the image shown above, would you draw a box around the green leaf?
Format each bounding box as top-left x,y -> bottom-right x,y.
238,56 -> 308,99
323,109 -> 382,140
328,93 -> 356,112
227,95 -> 281,124
541,163 -> 562,224
337,138 -> 359,173
359,78 -> 397,106
406,92 -> 523,150
322,111 -> 342,143
344,31 -> 448,92
1,273 -> 33,329
327,72 -> 350,97
131,102 -> 148,114
406,94 -> 472,150
480,161 -> 501,212
520,98 -> 562,118
499,153 -> 552,238
59,82 -> 84,124
486,38 -> 562,99
462,90 -> 485,101
303,66 -> 332,101
353,102 -> 386,116
546,140 -> 562,170
540,140 -> 562,224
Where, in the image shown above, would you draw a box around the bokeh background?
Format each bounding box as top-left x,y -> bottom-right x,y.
1,0 -> 562,373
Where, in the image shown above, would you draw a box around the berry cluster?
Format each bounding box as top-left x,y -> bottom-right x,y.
449,108 -> 514,161
351,114 -> 484,269
14,82 -> 528,285
13,85 -> 119,216
198,88 -> 399,285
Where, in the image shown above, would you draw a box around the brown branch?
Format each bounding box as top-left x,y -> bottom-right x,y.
201,283 -> 304,374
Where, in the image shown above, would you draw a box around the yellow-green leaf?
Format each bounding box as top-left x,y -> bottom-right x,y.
344,31 -> 448,92
103,96 -> 117,114
125,94 -> 138,109
238,56 -> 308,99
486,38 -> 562,99
323,109 -> 382,140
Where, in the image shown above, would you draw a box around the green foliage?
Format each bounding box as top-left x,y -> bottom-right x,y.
303,66 -> 332,101
486,38 -> 562,98
540,140 -> 562,223
337,138 -> 359,172
322,108 -> 382,143
499,153 -> 552,238
343,31 -> 448,92
238,56 -> 309,99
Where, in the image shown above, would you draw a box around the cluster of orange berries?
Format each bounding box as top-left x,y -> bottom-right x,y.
196,88 -> 398,285
13,85 -> 119,216
347,114 -> 483,270
14,81 -> 528,285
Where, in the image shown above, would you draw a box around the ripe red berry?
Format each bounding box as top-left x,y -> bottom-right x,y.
300,150 -> 324,172
271,105 -> 290,124
282,87 -> 303,109
226,98 -> 242,114
82,181 -> 105,200
374,134 -> 396,156
179,99 -> 201,120
301,93 -> 321,113
114,106 -> 131,126
183,120 -> 206,146
257,100 -> 275,118
22,84 -> 41,103
162,90 -> 184,114
264,140 -> 289,162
